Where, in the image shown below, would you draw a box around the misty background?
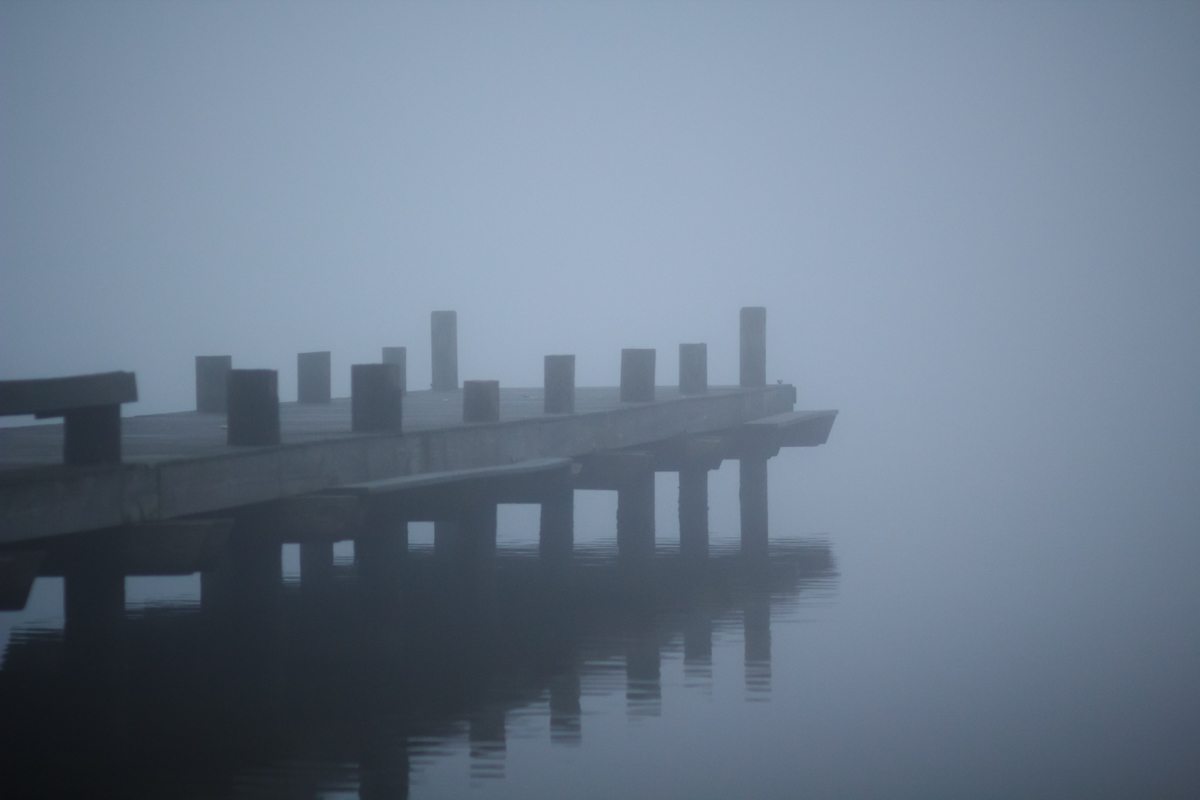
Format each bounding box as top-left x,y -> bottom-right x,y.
2,2 -> 1199,793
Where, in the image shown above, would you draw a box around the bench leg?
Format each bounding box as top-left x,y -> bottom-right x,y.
63,404 -> 121,465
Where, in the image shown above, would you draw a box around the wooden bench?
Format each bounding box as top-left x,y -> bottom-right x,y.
0,371 -> 138,465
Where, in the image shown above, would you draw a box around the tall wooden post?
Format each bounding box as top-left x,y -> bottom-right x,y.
740,306 -> 767,387
739,454 -> 769,555
431,310 -> 458,391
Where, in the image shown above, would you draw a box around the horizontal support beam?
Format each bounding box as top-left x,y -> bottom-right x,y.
36,519 -> 232,577
574,451 -> 653,490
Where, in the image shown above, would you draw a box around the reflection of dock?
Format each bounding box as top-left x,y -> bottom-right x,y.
1,308 -> 836,629
0,539 -> 837,798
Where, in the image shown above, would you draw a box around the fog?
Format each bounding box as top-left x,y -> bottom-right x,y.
2,1 -> 1198,794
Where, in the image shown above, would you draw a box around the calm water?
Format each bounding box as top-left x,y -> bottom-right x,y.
2,455 -> 1197,799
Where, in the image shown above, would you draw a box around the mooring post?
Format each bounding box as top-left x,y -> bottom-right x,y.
63,404 -> 122,465
463,380 -> 500,423
195,355 -> 232,413
351,363 -> 403,432
617,470 -> 655,557
620,348 -> 656,402
544,354 -> 575,414
678,465 -> 709,558
227,369 -> 281,446
297,351 -> 331,404
679,343 -> 708,395
381,346 -> 408,394
739,454 -> 769,555
431,310 -> 458,390
740,306 -> 767,387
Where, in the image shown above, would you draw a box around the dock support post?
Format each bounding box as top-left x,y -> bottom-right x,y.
297,351 -> 331,404
617,470 -> 655,558
435,503 -> 497,559
739,454 -> 769,555
63,536 -> 125,655
678,465 -> 709,558
544,354 -> 575,414
539,485 -> 574,559
356,502 -> 408,580
352,363 -> 403,433
382,346 -> 407,394
227,369 -> 280,446
431,310 -> 458,391
299,540 -> 334,587
620,348 -> 656,402
195,355 -> 232,412
679,343 -> 708,395
740,306 -> 767,387
463,380 -> 500,423
63,404 -> 122,465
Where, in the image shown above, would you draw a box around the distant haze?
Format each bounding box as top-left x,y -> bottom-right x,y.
3,1 -> 1198,535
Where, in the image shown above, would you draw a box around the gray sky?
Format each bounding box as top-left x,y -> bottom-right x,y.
3,0 -> 1198,533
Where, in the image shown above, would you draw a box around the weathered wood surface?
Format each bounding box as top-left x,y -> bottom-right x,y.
0,371 -> 138,416
0,385 -> 798,544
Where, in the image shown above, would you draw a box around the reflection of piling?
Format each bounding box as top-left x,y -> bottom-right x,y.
625,618 -> 662,718
744,594 -> 772,697
683,609 -> 713,684
469,706 -> 507,779
549,670 -> 582,745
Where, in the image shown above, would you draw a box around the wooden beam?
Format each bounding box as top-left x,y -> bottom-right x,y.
0,371 -> 137,417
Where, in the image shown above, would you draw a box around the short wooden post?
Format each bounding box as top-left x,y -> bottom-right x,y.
463,380 -> 500,423
63,405 -> 122,465
431,310 -> 458,390
351,363 -> 403,432
195,355 -> 232,413
297,351 -> 331,404
544,354 -> 575,414
740,307 -> 767,387
227,369 -> 280,446
679,343 -> 707,395
620,348 -> 655,403
382,346 -> 407,394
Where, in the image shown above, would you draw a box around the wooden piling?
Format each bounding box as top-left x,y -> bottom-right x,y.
195,355 -> 232,413
620,348 -> 655,403
679,343 -> 707,395
617,470 -> 655,557
227,369 -> 280,446
740,307 -> 767,387
351,363 -> 403,433
297,351 -> 331,404
431,310 -> 458,391
678,465 -> 709,558
739,454 -> 769,555
544,355 -> 575,414
463,380 -> 500,423
382,346 -> 407,394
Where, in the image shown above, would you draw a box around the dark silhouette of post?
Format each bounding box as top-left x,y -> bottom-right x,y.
617,470 -> 655,558
195,355 -> 232,412
352,363 -> 403,433
549,670 -> 582,744
431,310 -> 458,390
381,346 -> 407,394
678,465 -> 709,558
740,306 -> 767,387
63,534 -> 125,657
544,354 -> 575,413
227,369 -> 280,446
297,351 -> 331,404
620,348 -> 655,402
739,454 -> 769,555
679,343 -> 707,395
63,405 -> 122,466
539,483 -> 574,559
299,540 -> 334,588
463,380 -> 500,423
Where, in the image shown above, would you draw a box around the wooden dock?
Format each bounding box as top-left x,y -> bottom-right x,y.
0,307 -> 836,619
